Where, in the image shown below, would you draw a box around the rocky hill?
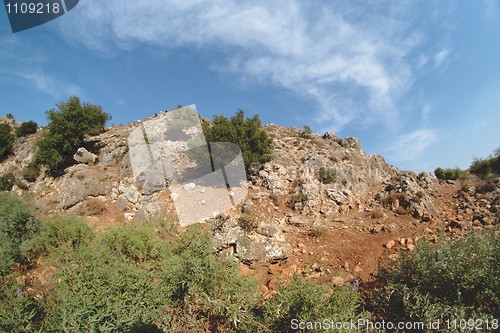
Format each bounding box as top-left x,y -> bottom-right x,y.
1,115 -> 499,287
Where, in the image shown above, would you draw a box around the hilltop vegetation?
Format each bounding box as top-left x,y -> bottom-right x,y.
202,109 -> 272,170
32,96 -> 111,175
434,148 -> 500,180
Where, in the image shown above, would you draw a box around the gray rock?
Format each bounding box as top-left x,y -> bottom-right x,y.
73,147 -> 98,164
56,166 -> 113,209
212,215 -> 289,262
287,216 -> 306,227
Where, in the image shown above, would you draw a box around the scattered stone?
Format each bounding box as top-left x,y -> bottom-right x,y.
331,276 -> 346,286
385,240 -> 396,249
259,284 -> 269,293
242,201 -> 254,214
288,216 -> 306,227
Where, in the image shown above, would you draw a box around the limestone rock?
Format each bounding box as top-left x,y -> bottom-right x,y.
73,147 -> 98,164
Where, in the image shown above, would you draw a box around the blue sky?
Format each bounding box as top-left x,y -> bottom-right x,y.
1,0 -> 499,172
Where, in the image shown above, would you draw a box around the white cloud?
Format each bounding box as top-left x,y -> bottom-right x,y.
58,1 -> 428,131
16,70 -> 83,100
434,48 -> 450,66
385,129 -> 438,163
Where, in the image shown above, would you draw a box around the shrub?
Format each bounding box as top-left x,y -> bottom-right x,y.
370,208 -> 384,219
22,163 -> 40,182
5,113 -> 14,120
42,243 -> 167,332
368,232 -> 500,330
434,167 -> 469,180
160,226 -> 260,331
201,109 -> 272,170
0,123 -> 14,161
33,96 -> 111,174
286,192 -> 308,210
31,215 -> 93,255
317,167 -> 336,184
97,223 -> 164,263
0,173 -> 16,191
0,193 -> 38,272
0,272 -> 43,333
15,121 -> 38,138
469,148 -> 500,177
262,278 -> 367,332
238,213 -> 259,232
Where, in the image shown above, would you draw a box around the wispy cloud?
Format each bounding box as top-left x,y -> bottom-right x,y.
0,35 -> 83,99
17,70 -> 83,99
58,0 -> 429,132
385,129 -> 438,163
434,48 -> 450,67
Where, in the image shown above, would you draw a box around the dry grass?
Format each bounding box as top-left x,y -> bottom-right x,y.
370,208 -> 384,219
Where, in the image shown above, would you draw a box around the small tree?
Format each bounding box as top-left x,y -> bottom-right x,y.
202,109 -> 272,170
5,113 -> 14,120
34,96 -> 111,174
0,123 -> 14,161
15,121 -> 38,138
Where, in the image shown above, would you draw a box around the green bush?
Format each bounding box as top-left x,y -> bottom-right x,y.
15,121 -> 38,138
42,244 -> 167,332
202,109 -> 272,170
22,162 -> 40,182
263,278 -> 367,332
0,272 -> 43,333
317,167 -> 336,184
434,167 -> 469,180
97,223 -> 164,263
369,232 -> 500,331
160,225 -> 260,332
31,215 -> 93,255
0,193 -> 38,275
34,96 -> 111,174
0,172 -> 16,191
0,123 -> 14,161
5,113 -> 14,120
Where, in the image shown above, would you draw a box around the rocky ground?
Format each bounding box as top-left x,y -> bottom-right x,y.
1,116 -> 499,295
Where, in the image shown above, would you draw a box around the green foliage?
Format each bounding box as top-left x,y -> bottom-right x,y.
34,96 -> 111,174
97,223 -> 164,263
317,167 -> 337,184
468,148 -> 500,178
15,121 -> 38,138
0,272 -> 43,333
434,167 -> 469,180
0,193 -> 38,274
22,162 -> 40,182
160,225 -> 260,332
0,172 -> 16,191
202,109 -> 272,170
369,232 -> 500,330
263,278 -> 367,332
0,123 -> 14,161
31,215 -> 93,255
5,113 -> 14,120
